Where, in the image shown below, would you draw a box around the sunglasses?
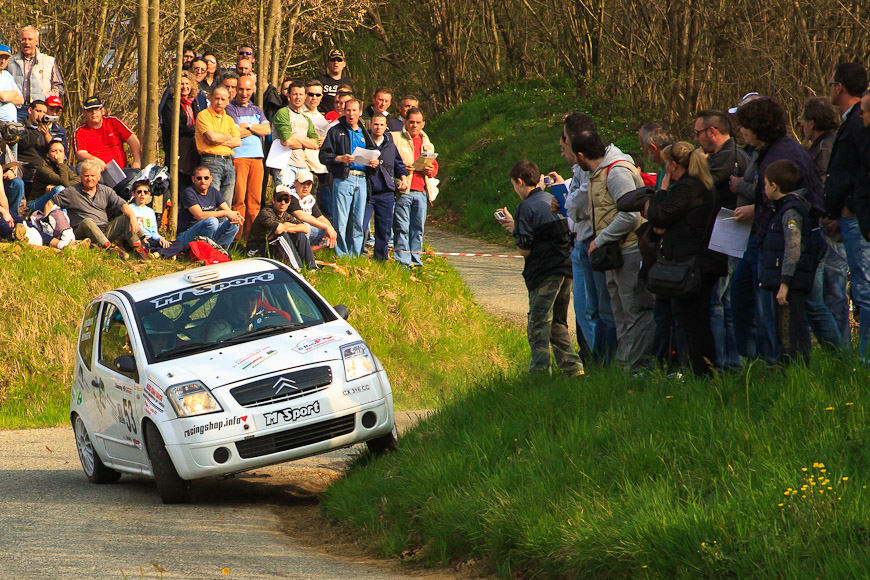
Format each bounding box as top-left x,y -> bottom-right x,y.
134,189 -> 150,194
205,58 -> 216,64
307,92 -> 323,97
275,197 -> 291,203
194,176 -> 211,181
238,50 -> 253,56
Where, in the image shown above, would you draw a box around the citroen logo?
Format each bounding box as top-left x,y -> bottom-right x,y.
273,377 -> 298,395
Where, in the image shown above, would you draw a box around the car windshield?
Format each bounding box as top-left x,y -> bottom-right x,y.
134,270 -> 329,361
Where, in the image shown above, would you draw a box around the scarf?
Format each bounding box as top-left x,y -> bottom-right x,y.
180,95 -> 194,127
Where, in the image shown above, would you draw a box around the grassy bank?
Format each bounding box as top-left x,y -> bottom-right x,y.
426,80 -> 642,243
0,243 -> 525,429
322,358 -> 870,578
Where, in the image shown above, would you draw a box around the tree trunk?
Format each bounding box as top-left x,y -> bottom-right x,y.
256,0 -> 266,109
87,0 -> 109,98
136,0 -> 149,151
169,0 -> 186,237
144,0 -> 161,166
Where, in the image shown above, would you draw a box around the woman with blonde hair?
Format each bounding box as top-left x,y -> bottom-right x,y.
643,141 -> 725,376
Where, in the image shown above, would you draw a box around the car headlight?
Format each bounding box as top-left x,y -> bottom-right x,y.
166,381 -> 223,417
341,342 -> 374,381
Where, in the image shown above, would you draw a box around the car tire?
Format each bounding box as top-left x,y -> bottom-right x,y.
73,414 -> 122,484
145,423 -> 192,504
365,425 -> 398,455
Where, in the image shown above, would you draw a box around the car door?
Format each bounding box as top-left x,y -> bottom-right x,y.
75,301 -> 108,453
95,299 -> 145,466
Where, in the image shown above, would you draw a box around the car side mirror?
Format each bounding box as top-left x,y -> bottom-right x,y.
114,355 -> 138,380
334,304 -> 349,320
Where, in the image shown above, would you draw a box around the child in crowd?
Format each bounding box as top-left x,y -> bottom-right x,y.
497,159 -> 585,376
760,159 -> 819,366
128,179 -> 181,259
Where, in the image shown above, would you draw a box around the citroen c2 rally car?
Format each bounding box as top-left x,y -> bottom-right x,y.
71,258 -> 397,503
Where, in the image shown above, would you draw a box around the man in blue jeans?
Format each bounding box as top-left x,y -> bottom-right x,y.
825,63 -> 870,359
176,165 -> 242,250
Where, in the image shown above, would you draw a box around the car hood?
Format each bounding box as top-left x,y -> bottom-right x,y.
145,323 -> 358,389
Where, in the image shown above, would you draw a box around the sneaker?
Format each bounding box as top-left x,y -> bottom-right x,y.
66,239 -> 92,250
150,251 -> 162,260
13,223 -> 28,243
106,245 -> 129,260
132,245 -> 151,261
565,367 -> 586,378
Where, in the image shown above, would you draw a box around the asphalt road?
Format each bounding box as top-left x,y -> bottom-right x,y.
0,412 -> 470,580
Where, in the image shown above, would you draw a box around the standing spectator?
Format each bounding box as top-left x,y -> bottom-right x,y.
45,158 -> 144,258
362,88 -> 395,129
280,79 -> 293,103
364,113 -> 408,260
16,100 -> 53,195
302,79 -> 332,217
825,62 -> 870,359
201,53 -> 221,93
0,44 -> 23,123
29,139 -> 79,213
237,44 -> 256,67
573,132 -> 654,371
497,160 -> 584,376
693,110 -> 749,369
176,165 -> 242,250
220,71 -> 240,102
73,96 -> 141,176
195,86 -> 241,207
235,58 -> 256,87
761,160 -> 818,366
160,71 -> 201,190
226,75 -> 270,238
181,45 -> 196,70
392,107 -> 438,268
393,96 -> 419,131
190,58 -> 208,93
325,90 -> 354,124
800,96 -> 850,347
44,95 -> 67,150
271,81 -> 319,187
7,26 -> 65,122
644,142 -> 726,376
317,49 -> 353,114
319,98 -> 376,258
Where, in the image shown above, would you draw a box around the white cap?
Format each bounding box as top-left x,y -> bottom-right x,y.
294,169 -> 314,183
728,92 -> 762,114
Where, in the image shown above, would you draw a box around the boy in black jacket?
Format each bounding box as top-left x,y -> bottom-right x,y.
761,159 -> 819,365
498,160 -> 584,376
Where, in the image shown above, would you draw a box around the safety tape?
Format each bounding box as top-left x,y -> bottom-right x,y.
391,249 -> 524,259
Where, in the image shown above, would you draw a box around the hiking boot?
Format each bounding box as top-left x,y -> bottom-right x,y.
133,245 -> 151,261
106,244 -> 129,260
66,238 -> 91,250
13,223 -> 28,243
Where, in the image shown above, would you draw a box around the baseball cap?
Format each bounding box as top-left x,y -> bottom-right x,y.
45,95 -> 64,109
0,45 -> 11,57
728,92 -> 762,114
328,49 -> 345,61
294,169 -> 314,183
83,96 -> 103,110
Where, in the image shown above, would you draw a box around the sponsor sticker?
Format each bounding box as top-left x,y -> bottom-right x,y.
143,383 -> 165,414
149,273 -> 275,309
293,335 -> 338,353
183,415 -> 248,438
234,346 -> 278,370
342,384 -> 371,397
262,401 -> 321,427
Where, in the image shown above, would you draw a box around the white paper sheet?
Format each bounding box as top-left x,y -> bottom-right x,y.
102,160 -> 127,187
265,140 -> 294,170
351,147 -> 380,164
708,207 -> 752,258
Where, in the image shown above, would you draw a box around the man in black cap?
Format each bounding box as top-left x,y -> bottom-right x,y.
317,49 -> 353,115
72,96 -> 141,177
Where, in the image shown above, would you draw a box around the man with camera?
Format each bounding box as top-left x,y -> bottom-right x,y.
16,100 -> 53,195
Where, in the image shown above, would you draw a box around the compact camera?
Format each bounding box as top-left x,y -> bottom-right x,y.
543,176 -> 552,186
494,210 -> 506,220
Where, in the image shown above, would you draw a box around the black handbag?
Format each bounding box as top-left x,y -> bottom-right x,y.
646,257 -> 701,297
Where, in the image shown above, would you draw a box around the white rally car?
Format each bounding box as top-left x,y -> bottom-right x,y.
70,258 -> 397,503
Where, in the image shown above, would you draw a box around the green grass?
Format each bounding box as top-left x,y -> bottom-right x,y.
322,357 -> 870,578
0,242 -> 526,428
426,80 -> 643,243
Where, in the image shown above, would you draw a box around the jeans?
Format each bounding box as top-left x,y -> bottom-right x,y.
176,217 -> 239,250
4,178 -> 24,218
308,226 -> 326,247
27,186 -> 65,214
272,165 -> 301,188
821,234 -> 850,347
393,190 -> 428,266
364,192 -> 396,260
577,238 -> 617,361
570,241 -> 594,354
331,174 -> 367,258
840,216 -> 870,359
710,256 -> 743,369
201,155 -> 236,208
732,235 -> 777,364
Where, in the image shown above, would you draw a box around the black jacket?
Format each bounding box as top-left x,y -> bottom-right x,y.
319,118 -> 376,180
646,174 -> 726,276
368,132 -> 407,195
824,102 -> 868,217
855,127 -> 870,240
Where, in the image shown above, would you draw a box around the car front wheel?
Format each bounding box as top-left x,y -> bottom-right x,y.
73,414 -> 121,484
145,423 -> 192,504
366,425 -> 398,455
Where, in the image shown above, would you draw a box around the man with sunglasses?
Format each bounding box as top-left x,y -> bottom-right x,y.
176,165 -> 242,251
317,49 -> 353,114
246,185 -> 316,269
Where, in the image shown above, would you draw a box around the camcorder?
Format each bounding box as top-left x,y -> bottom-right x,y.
40,115 -> 60,124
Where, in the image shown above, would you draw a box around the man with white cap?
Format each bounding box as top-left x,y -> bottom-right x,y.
0,44 -> 23,124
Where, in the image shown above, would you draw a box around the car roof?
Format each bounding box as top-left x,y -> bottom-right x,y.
116,258 -> 286,302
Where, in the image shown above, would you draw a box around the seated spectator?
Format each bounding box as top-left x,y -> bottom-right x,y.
246,186 -> 316,270
0,177 -> 25,240
20,203 -> 82,249
16,99 -> 52,195
44,95 -> 67,150
73,96 -> 141,187
127,180 -> 184,259
45,158 -> 146,259
1,138 -> 24,218
285,170 -> 337,250
160,70 -> 201,190
29,139 -> 79,213
176,165 -> 242,251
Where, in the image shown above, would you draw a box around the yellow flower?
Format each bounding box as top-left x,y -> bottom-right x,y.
778,503 -> 783,507
801,495 -> 806,498
846,402 -> 854,407
821,469 -> 827,473
222,569 -> 229,575
825,407 -> 834,411
801,467 -> 808,472
666,395 -> 672,399
842,477 -> 849,481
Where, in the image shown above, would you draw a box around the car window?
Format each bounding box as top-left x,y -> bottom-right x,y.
98,303 -> 134,371
135,269 -> 330,361
78,302 -> 101,371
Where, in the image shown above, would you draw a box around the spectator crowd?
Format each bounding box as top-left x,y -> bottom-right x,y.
2,25 -> 869,374
0,30 -> 438,270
